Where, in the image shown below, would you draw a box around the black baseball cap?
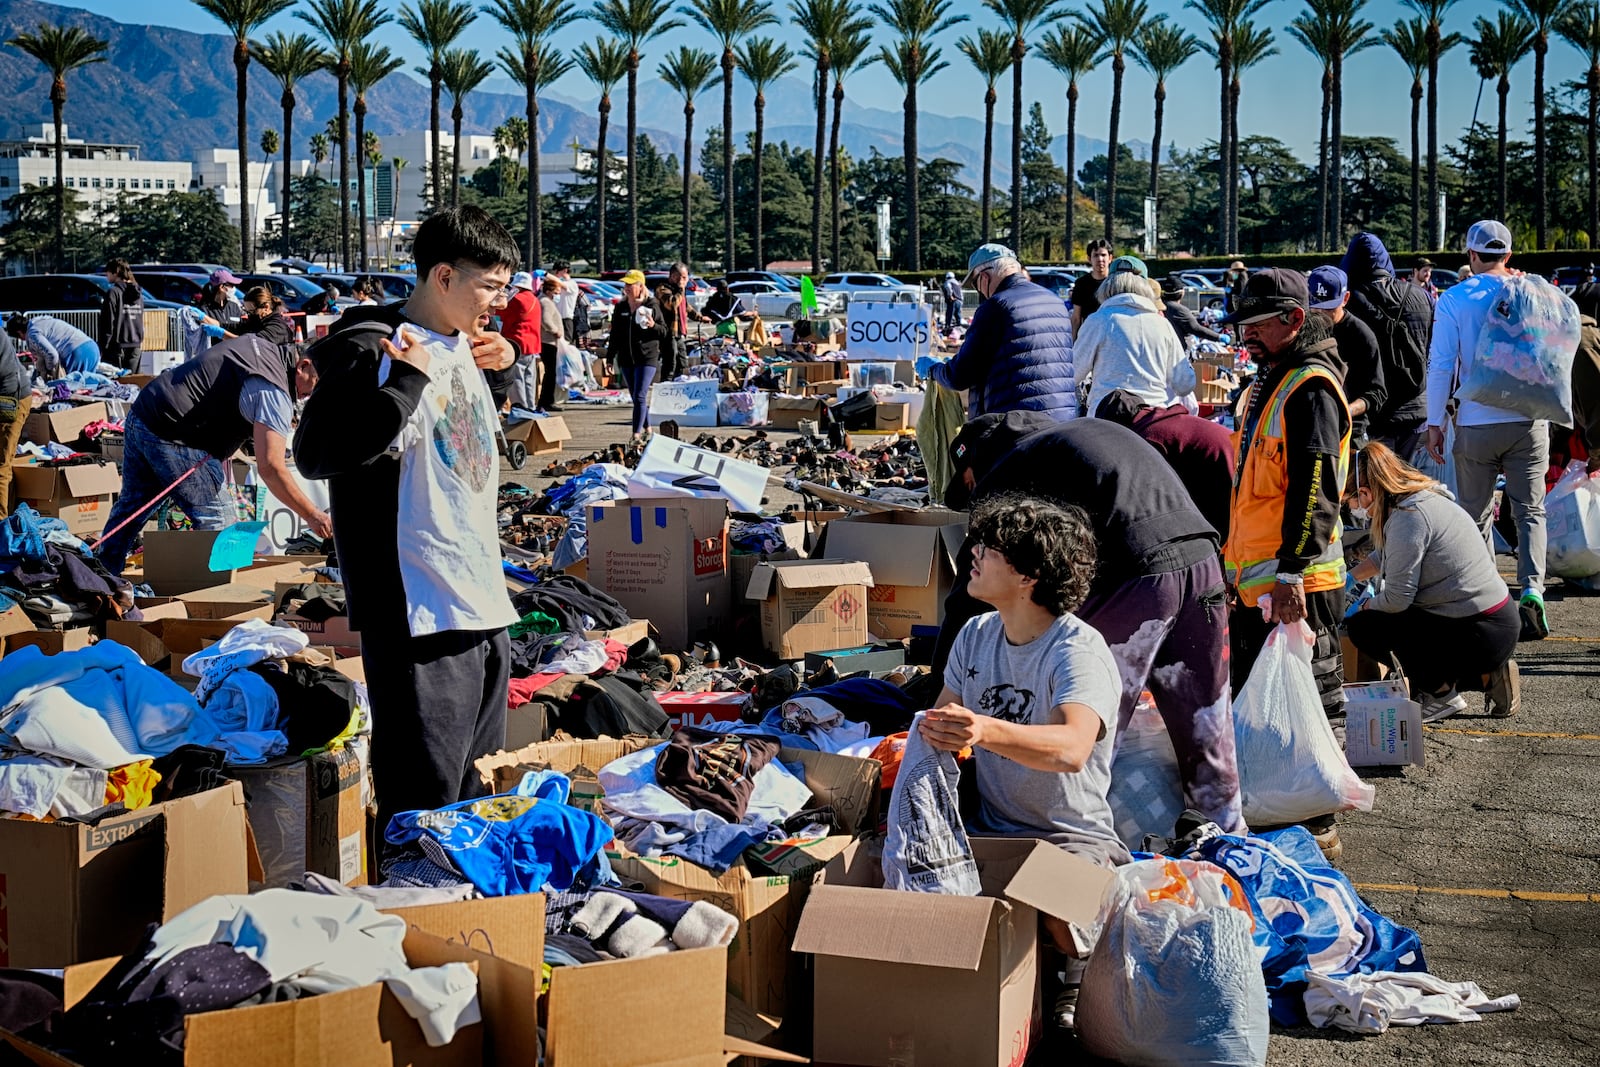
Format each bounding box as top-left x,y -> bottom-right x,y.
1220,267 -> 1310,325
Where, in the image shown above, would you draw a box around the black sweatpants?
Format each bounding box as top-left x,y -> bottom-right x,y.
1347,599 -> 1518,696
363,625 -> 511,853
1231,588 -> 1346,715
537,342 -> 560,409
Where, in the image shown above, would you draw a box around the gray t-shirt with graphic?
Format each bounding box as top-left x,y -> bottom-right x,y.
945,611 -> 1130,867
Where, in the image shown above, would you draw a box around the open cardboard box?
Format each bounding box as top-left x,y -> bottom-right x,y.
21,400 -> 108,448
791,837 -> 1114,1067
175,563 -> 321,620
106,605 -> 274,672
819,510 -> 967,641
745,559 -> 873,659
503,414 -> 572,455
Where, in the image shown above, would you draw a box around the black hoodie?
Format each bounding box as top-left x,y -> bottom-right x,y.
1340,232 -> 1433,433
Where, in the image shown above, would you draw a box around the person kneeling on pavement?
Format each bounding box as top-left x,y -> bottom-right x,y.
919,493 -> 1129,1030
1345,443 -> 1521,721
95,333 -> 330,577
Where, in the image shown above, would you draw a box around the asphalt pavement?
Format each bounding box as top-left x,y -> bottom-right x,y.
504,404 -> 1600,1066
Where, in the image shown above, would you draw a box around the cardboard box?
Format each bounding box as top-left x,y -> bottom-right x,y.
21,401 -> 108,447
821,510 -> 966,640
10,461 -> 120,538
730,522 -> 808,603
874,402 -> 911,431
174,563 -> 317,620
792,837 -> 1115,1067
0,782 -> 250,968
106,608 -> 273,670
587,498 -> 731,653
0,603 -> 34,643
610,747 -> 882,1021
786,362 -> 849,390
4,628 -> 94,656
1344,680 -> 1425,767
276,612 -> 360,653
503,414 -> 572,455
802,642 -> 908,676
138,350 -> 184,375
765,395 -> 826,430
803,380 -> 848,398
141,529 -> 242,595
656,690 -> 753,731
746,559 -> 874,660
232,747 -> 368,890
584,619 -> 649,645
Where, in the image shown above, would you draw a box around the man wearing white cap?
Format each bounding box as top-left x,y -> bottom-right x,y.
918,243 -> 1078,420
499,270 -> 541,411
1426,219 -> 1551,640
941,271 -> 963,331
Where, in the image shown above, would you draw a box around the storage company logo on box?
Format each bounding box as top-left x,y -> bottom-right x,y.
693,535 -> 726,577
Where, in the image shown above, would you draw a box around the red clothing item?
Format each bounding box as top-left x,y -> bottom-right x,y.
500,290 -> 541,356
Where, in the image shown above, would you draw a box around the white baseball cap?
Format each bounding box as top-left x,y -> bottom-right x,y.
1466,220 -> 1512,255
509,271 -> 535,291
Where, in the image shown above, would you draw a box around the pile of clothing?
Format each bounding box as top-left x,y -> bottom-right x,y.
0,890 -> 481,1064
1,502 -> 134,628
525,463 -> 633,570
545,886 -> 737,964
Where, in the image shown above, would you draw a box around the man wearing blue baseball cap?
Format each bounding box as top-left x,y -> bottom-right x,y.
917,243 -> 1078,420
1308,265 -> 1384,445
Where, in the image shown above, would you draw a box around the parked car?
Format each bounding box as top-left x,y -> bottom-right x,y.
0,273 -> 180,312
319,273 -> 413,303
136,270 -> 210,306
1177,271 -> 1228,309
1552,265 -> 1597,293
573,278 -> 622,332
128,262 -> 229,277
726,280 -> 839,321
1025,268 -> 1084,303
238,272 -> 343,313
722,270 -> 801,292
818,271 -> 930,309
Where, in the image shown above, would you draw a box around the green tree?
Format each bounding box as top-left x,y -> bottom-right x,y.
440,48 -> 495,209
1077,144 -> 1142,243
1402,0 -> 1463,249
309,132 -> 330,183
1187,0 -> 1269,254
595,0 -> 686,267
5,23 -> 108,270
957,28 -> 1012,243
1510,0 -> 1564,247
493,116 -> 530,196
1078,0 -> 1148,243
793,0 -> 870,273
298,0 -> 392,268
983,0 -> 1063,252
575,39 -> 630,272
1132,20 -> 1200,225
108,190 -> 242,265
289,173 -> 342,264
350,41 -> 403,269
1470,11 -> 1534,224
1290,0 -> 1378,251
1559,4 -> 1600,246
1038,24 -> 1101,259
0,185 -> 101,272
1017,101 -> 1071,258
1226,20 -> 1277,252
254,32 -> 328,259
388,156 -> 408,263
1383,17 -> 1432,251
658,47 -> 718,264
829,29 -> 875,270
736,37 -> 798,268
398,0 -> 476,215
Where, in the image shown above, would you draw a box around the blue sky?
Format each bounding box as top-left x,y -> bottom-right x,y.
46,0 -> 1595,161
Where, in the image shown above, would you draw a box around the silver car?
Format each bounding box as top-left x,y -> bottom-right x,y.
819,271 -> 932,310
725,280 -> 838,321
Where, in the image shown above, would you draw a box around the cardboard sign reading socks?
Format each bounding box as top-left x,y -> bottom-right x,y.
846,301 -> 936,361
627,435 -> 769,514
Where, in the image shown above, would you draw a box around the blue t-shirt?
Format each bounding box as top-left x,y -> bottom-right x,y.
237,375 -> 293,436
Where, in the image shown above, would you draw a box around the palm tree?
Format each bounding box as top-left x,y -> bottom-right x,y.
1402,0 -> 1462,250
957,28 -> 1012,243
6,24 -> 107,270
983,0 -> 1063,252
1383,18 -> 1430,252
364,131 -> 382,259
192,1 -> 296,271
1470,12 -> 1533,225
829,29 -> 876,269
399,0 -> 476,224
575,39 -> 629,272
494,115 -> 530,195
682,0 -> 776,271
736,37 -> 797,268
1289,5 -> 1338,249
1079,0 -> 1150,244
350,41 -> 402,269
595,0 -> 686,267
1289,0 -> 1376,251
868,0 -> 968,271
389,156 -> 408,262
259,127 -> 280,231
1038,24 -> 1102,258
1132,21 -> 1200,230
440,47 -> 495,209
793,0 -> 863,273
310,131 -> 330,187
658,47 -> 718,265
1228,21 -> 1276,251
485,0 -> 580,270
298,0 -> 392,269
1189,0 -> 1268,254
1509,0 -> 1564,249
254,32 -> 326,259
1560,2 -> 1600,247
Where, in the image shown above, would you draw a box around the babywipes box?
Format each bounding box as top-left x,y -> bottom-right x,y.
1343,680 -> 1425,767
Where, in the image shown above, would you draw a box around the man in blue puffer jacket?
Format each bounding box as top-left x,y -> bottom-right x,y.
920,243 -> 1078,420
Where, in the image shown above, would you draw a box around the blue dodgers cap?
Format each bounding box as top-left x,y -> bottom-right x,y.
965,242 -> 1017,282
1307,265 -> 1348,310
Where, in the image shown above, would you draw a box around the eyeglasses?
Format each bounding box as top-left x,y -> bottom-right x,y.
451,262 -> 514,303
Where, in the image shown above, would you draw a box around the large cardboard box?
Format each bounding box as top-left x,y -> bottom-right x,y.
746,559 -> 873,660
609,747 -> 882,1022
142,529 -> 241,595
503,414 -> 572,455
730,522 -> 808,603
476,735 -> 659,814
174,563 -> 318,620
4,628 -> 94,656
106,608 -> 285,671
765,395 -> 826,430
10,460 -> 120,537
21,401 -> 108,447
1344,680 -> 1425,767
232,747 -> 369,890
874,402 -> 911,431
822,510 -> 967,640
0,782 -> 250,968
587,498 -> 731,653
792,837 -> 1115,1067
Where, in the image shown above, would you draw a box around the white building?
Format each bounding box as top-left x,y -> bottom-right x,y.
0,124 -> 192,224
194,148 -> 288,234
378,130 -> 594,221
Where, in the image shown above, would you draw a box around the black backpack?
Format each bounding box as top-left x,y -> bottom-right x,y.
1360,276 -> 1431,413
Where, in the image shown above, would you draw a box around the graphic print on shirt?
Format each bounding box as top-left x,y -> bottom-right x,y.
979,683 -> 1036,725
415,795 -> 538,851
431,365 -> 495,493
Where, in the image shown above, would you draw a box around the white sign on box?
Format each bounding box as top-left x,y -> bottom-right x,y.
247,462 -> 331,553
647,378 -> 719,426
845,301 -> 936,360
627,435 -> 769,514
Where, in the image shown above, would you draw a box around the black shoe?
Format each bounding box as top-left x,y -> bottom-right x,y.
1051,985 -> 1080,1031
1519,593 -> 1549,641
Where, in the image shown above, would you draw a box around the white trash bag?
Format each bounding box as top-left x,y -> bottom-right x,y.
1077,858 -> 1269,1067
556,338 -> 598,390
1109,693 -> 1184,851
1545,460 -> 1600,580
1233,619 -> 1374,825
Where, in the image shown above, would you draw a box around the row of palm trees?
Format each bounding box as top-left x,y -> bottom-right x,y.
10,0 -> 1600,274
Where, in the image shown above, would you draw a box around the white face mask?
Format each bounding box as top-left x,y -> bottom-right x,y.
1349,505 -> 1369,522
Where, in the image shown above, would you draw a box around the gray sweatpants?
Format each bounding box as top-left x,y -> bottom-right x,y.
508,354 -> 540,411
1452,420 -> 1548,598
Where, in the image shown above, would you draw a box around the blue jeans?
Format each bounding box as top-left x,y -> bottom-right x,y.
628,364 -> 658,434
66,341 -> 101,375
95,411 -> 233,576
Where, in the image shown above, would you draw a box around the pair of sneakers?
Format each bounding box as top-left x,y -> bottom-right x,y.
1419,658 -> 1521,722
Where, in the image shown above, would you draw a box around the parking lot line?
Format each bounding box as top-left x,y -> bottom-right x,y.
1355,883 -> 1600,904
1423,726 -> 1600,741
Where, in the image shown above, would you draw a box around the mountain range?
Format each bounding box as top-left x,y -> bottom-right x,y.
0,0 -> 1144,193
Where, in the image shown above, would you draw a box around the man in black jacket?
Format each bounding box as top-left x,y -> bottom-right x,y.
1308,265 -> 1385,446
294,206 -> 521,854
94,333 -> 328,576
1158,276 -> 1223,349
1341,232 -> 1433,461
936,412 -> 1244,835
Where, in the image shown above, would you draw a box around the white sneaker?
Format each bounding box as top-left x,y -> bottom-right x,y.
1420,689 -> 1469,723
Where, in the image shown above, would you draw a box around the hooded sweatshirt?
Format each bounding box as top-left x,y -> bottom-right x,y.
1074,291 -> 1189,416
1340,232 -> 1433,433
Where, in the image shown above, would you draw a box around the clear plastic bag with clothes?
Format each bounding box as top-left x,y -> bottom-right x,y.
1108,693 -> 1184,851
1545,460 -> 1600,579
1233,618 -> 1375,825
1459,274 -> 1581,422
1077,857 -> 1269,1067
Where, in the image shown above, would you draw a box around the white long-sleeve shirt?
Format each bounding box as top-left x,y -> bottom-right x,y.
1074,292 -> 1188,417
1426,272 -> 1526,428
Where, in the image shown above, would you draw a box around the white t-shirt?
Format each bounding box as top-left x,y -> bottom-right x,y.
551,276 -> 578,319
382,324 -> 518,637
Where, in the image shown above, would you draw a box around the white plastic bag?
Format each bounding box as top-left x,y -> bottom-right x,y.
1459,274 -> 1580,423
1545,460 -> 1600,579
1109,694 -> 1184,851
556,339 -> 596,390
1410,420 -> 1456,497
1233,620 -> 1375,825
1078,858 -> 1269,1067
